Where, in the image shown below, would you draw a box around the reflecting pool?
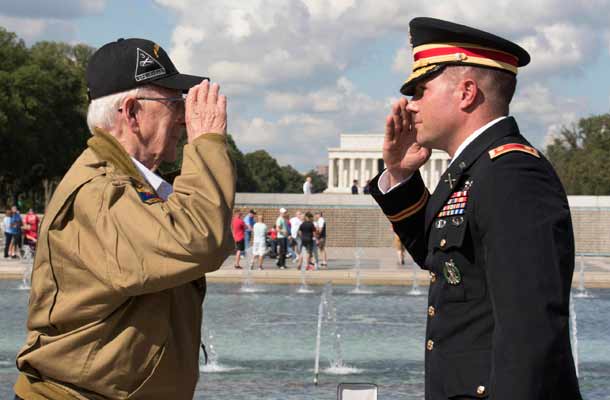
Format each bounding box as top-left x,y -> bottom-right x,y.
1,281 -> 609,399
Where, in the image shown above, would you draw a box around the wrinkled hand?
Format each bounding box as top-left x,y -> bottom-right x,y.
383,97 -> 431,186
185,81 -> 227,142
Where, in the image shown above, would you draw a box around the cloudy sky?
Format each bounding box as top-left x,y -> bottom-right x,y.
2,0 -> 609,171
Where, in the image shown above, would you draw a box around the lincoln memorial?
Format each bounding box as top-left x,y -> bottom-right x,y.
325,134 -> 451,193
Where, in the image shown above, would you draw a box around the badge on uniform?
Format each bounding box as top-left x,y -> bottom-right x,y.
443,259 -> 461,285
135,186 -> 163,204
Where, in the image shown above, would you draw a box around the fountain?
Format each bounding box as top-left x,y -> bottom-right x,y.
314,283 -> 360,385
350,247 -> 373,295
239,247 -> 265,293
407,260 -> 423,296
200,329 -> 240,373
570,292 -> 580,378
17,262 -> 32,291
574,256 -> 593,299
297,265 -> 314,294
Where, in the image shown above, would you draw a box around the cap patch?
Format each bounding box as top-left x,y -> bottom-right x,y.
135,48 -> 166,82
488,143 -> 540,160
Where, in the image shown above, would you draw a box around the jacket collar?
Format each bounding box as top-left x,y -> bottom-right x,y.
87,128 -> 146,186
424,116 -> 521,229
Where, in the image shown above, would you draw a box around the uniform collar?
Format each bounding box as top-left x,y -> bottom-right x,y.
449,116 -> 507,167
87,128 -> 145,186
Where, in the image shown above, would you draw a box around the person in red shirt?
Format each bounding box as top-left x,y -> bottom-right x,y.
231,211 -> 246,269
23,209 -> 39,247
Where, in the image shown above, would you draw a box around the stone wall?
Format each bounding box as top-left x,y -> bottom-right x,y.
235,193 -> 610,254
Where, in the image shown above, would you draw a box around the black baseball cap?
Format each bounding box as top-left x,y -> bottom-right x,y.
86,38 -> 208,100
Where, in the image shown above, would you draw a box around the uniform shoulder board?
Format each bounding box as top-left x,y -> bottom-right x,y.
488,143 -> 540,160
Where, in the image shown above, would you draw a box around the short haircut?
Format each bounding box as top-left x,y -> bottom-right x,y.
445,66 -> 516,115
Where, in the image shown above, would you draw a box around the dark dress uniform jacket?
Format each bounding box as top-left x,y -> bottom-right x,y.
371,117 -> 582,400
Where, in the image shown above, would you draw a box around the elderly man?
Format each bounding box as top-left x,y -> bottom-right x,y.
370,18 -> 581,399
14,38 -> 235,399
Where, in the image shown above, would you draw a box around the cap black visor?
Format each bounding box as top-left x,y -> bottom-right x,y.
152,73 -> 209,93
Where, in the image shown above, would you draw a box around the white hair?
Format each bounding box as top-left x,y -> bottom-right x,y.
86,85 -> 155,134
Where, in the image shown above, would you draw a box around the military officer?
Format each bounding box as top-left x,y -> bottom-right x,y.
14,39 -> 235,399
370,18 -> 582,399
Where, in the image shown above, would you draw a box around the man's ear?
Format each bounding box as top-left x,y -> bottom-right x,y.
121,97 -> 140,133
459,78 -> 479,111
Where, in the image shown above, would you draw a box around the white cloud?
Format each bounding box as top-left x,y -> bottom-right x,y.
154,0 -> 610,169
0,0 -> 106,43
0,15 -> 76,43
511,83 -> 585,148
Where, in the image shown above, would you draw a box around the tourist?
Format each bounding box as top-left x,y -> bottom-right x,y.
298,212 -> 317,271
285,212 -> 297,260
14,38 -> 235,400
9,206 -> 22,258
243,209 -> 256,251
3,208 -> 12,259
303,176 -> 312,194
232,211 -> 246,269
314,211 -> 327,268
363,180 -> 371,194
289,211 -> 304,266
275,207 -> 289,269
370,17 -> 581,399
268,225 -> 278,258
351,179 -> 359,194
251,215 -> 268,270
22,208 -> 39,249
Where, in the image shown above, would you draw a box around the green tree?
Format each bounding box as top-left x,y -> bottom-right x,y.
546,113 -> 610,195
0,30 -> 94,209
227,135 -> 258,192
280,165 -> 304,193
244,150 -> 286,192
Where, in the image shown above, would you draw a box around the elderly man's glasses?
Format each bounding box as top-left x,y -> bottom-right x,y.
118,96 -> 185,112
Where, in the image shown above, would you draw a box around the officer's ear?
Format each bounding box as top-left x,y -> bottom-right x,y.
458,78 -> 481,112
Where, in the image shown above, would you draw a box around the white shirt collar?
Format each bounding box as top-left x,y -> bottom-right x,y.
130,157 -> 173,201
449,116 -> 507,167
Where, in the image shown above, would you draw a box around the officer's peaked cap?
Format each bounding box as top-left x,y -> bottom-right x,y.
400,17 -> 530,96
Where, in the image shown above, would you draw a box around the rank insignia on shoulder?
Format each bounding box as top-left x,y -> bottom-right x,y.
488,143 -> 540,160
135,186 -> 163,204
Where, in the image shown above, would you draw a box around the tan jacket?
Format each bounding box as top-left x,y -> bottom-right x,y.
15,130 -> 235,399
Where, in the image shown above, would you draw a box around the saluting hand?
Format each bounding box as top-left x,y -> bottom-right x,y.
383,97 -> 431,187
185,80 -> 227,143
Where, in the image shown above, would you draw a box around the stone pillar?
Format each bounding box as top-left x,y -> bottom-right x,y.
338,158 -> 345,189
328,157 -> 335,189
360,157 -> 366,185
349,158 -> 355,187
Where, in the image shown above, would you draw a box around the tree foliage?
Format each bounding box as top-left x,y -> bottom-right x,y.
546,113 -> 610,195
0,28 -> 94,209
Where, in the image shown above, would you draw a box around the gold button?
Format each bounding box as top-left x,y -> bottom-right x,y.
430,272 -> 437,283
476,385 -> 486,395
440,238 -> 447,248
428,306 -> 436,317
426,339 -> 434,351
